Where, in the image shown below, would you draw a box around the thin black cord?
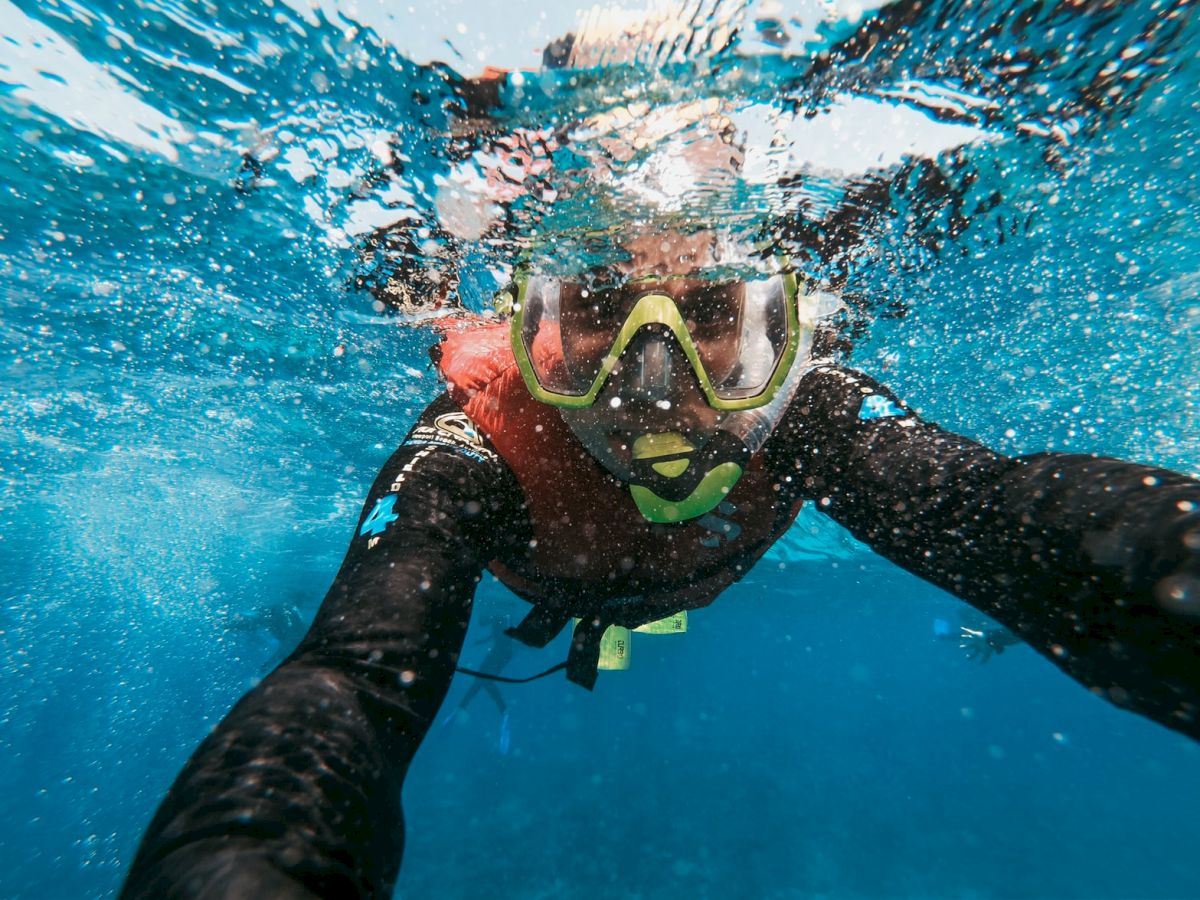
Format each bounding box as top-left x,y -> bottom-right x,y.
455,661 -> 568,683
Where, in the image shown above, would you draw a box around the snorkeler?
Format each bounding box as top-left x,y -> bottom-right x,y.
442,615 -> 514,754
935,611 -> 1022,664
122,224 -> 1200,899
223,600 -> 310,675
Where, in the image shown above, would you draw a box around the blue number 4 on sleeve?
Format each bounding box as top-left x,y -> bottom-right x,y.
359,495 -> 399,537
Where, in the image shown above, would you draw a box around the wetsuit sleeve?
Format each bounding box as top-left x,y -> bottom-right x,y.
771,365 -> 1200,742
122,393 -> 528,900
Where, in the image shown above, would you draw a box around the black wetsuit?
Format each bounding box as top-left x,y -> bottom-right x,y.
122,366 -> 1200,899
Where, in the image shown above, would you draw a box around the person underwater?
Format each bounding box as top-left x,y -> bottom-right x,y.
442,614 -> 515,754
224,600 -> 310,676
934,611 -> 1022,664
122,227 -> 1200,900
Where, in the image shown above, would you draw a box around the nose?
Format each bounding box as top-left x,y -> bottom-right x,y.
636,331 -> 672,397
611,327 -> 690,405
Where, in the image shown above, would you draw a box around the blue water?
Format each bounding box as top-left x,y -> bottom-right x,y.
2,0 -> 1199,897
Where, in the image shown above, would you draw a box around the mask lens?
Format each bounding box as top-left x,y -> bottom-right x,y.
518,277 -> 629,395
704,274 -> 790,400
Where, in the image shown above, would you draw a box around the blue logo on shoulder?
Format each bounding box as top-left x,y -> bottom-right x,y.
360,495 -> 399,536
859,394 -> 906,421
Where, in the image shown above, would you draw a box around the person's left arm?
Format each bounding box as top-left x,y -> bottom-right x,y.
771,365 -> 1200,741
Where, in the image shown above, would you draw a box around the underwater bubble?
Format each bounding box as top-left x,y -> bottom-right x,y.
1155,575 -> 1200,617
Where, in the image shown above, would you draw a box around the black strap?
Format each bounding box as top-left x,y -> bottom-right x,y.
565,616 -> 606,690
505,604 -> 574,648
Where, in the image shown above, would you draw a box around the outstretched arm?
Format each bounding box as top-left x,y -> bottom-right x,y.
122,394 -> 526,899
775,366 -> 1200,741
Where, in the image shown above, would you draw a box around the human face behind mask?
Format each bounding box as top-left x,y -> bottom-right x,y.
508,229 -> 800,484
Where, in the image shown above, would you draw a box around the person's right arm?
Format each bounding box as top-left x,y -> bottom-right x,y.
122,394 -> 527,899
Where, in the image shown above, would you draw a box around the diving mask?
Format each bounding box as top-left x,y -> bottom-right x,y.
507,263 -> 803,411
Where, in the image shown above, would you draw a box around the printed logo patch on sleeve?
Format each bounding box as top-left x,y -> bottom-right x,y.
859,394 -> 908,421
433,412 -> 485,447
403,411 -> 498,462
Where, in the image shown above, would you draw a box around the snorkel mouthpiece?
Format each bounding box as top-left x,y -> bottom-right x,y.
632,432 -> 694,473
628,432 -> 747,523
